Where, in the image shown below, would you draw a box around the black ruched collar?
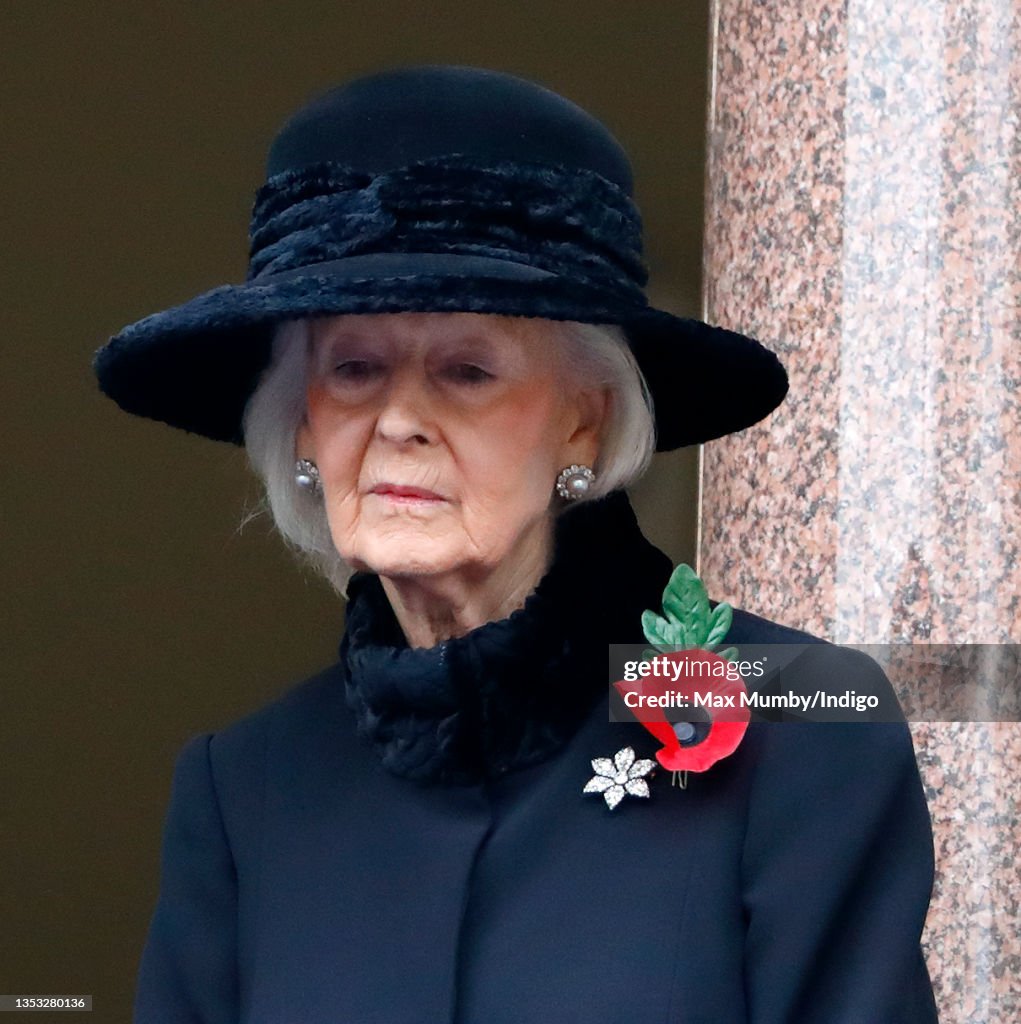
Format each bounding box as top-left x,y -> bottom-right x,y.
337,490 -> 673,785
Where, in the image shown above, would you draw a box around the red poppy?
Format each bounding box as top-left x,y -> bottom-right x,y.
613,649 -> 750,773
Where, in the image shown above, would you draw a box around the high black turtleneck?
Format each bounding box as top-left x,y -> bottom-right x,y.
337,490 -> 674,785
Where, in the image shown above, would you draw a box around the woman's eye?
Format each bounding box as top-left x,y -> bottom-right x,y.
447,363 -> 493,384
332,359 -> 381,381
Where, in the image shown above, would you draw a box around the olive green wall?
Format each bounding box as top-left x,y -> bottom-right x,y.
2,4 -> 709,1020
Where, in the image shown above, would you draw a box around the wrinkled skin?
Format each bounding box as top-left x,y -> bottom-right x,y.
296,311 -> 607,646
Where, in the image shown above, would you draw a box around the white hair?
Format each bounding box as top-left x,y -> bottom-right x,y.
240,315 -> 656,597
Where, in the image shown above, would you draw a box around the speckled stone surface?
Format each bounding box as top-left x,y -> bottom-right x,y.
700,2 -> 1021,1020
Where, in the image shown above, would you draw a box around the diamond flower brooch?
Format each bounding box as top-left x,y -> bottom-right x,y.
583,746 -> 656,810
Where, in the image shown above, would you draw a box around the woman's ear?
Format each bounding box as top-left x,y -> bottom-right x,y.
563,385 -> 610,468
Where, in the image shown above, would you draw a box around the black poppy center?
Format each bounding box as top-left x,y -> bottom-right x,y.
671,706 -> 713,747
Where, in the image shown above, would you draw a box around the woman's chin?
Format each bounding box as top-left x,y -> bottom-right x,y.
345,540 -> 467,581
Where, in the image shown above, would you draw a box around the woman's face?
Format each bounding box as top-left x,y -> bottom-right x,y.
296,312 -> 604,581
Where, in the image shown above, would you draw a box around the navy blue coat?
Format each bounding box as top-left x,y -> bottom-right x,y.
134,496 -> 938,1023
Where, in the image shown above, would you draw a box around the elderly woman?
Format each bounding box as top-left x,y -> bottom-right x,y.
94,65 -> 938,1023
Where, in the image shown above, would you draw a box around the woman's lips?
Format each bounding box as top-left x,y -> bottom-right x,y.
370,484 -> 447,503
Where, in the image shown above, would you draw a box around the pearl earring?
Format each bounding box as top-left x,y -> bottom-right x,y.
295,458 -> 322,496
556,464 -> 595,500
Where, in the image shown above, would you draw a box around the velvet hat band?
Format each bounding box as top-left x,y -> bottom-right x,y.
246,155 -> 648,305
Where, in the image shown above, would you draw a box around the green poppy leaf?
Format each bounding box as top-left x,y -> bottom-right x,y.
661,564 -> 712,647
656,620 -> 680,647
705,602 -> 733,647
641,609 -> 672,647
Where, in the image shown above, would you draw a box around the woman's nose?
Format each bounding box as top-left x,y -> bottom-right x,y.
375,370 -> 435,445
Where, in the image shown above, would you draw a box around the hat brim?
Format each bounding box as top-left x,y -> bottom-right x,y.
92,252 -> 788,451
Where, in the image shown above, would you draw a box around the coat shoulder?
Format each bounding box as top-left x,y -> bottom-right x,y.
202,662 -> 347,773
710,601 -> 908,720
710,599 -> 831,647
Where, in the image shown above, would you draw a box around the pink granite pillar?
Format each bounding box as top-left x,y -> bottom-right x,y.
700,2 -> 1021,1020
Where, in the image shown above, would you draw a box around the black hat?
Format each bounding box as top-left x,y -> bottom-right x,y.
91,64 -> 787,451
